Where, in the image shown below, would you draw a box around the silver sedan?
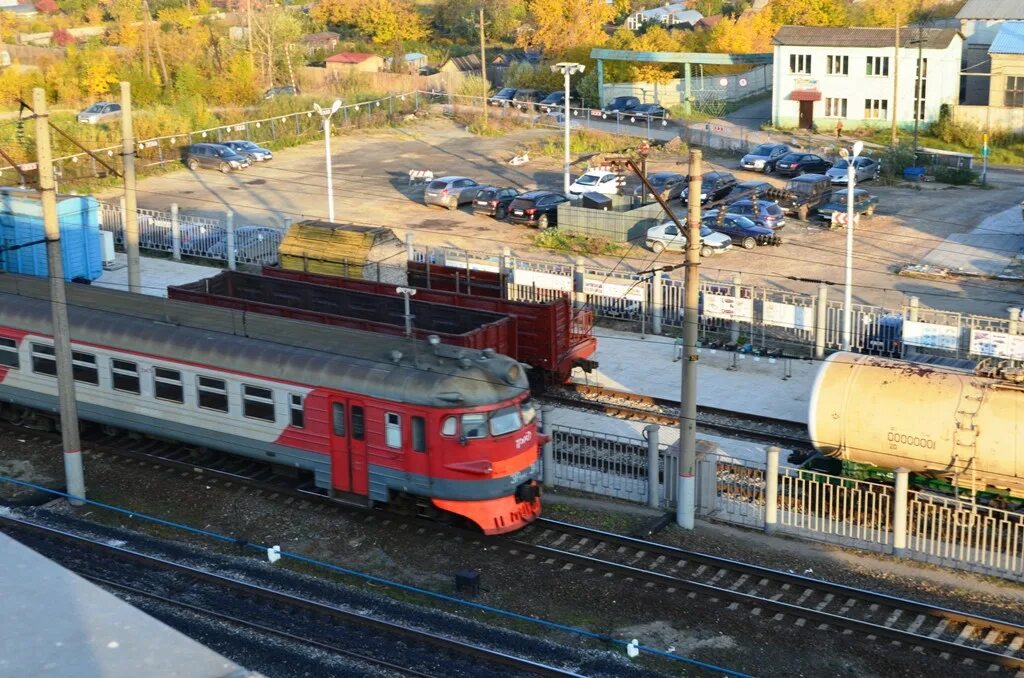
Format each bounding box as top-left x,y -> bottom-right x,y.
826,156 -> 881,184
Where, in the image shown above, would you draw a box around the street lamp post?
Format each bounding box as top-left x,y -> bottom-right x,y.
551,62 -> 585,196
839,140 -> 864,352
313,99 -> 342,222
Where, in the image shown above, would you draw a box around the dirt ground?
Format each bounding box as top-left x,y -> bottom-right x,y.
3,429 -> 1023,677
99,117 -> 1024,319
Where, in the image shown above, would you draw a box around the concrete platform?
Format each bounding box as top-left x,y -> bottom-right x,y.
94,253 -> 220,296
920,204 -> 1024,278
0,530 -> 250,678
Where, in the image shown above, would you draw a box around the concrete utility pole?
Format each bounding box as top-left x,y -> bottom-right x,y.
120,81 -> 140,294
33,87 -> 85,506
891,13 -> 900,145
913,22 -> 924,151
677,149 -> 702,530
478,8 -> 488,123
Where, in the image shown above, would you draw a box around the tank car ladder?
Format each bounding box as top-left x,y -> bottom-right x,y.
950,379 -> 986,502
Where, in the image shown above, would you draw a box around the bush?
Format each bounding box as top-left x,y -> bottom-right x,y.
455,75 -> 489,98
879,141 -> 917,182
530,229 -> 623,255
929,105 -> 983,148
533,129 -> 626,157
932,165 -> 979,185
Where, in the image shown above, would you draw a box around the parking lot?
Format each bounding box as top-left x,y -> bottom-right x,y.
104,117 -> 1024,318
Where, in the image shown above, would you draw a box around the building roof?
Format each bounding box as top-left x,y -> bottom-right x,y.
302,31 -> 339,44
697,13 -> 723,28
989,21 -> 1024,54
325,52 -> 378,64
441,53 -> 482,72
772,26 -> 960,50
956,0 -> 1024,20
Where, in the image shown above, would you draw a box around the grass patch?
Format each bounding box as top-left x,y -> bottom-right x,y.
862,128 -> 1024,166
530,129 -> 630,158
530,229 -> 625,255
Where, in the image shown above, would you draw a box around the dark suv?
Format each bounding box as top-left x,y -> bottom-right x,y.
602,96 -> 640,116
507,190 -> 569,229
489,87 -> 517,106
682,171 -> 738,205
472,186 -> 520,219
512,89 -> 546,110
778,174 -> 833,220
184,143 -> 250,173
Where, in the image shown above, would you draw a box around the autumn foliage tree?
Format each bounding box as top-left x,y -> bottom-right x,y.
517,0 -> 615,55
767,0 -> 848,27
312,0 -> 427,45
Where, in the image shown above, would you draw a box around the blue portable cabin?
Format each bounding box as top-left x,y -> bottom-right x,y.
0,188 -> 102,282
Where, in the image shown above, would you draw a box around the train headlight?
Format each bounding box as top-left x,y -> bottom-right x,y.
505,364 -> 521,384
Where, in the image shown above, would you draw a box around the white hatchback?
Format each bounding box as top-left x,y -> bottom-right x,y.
645,221 -> 732,257
568,170 -> 620,197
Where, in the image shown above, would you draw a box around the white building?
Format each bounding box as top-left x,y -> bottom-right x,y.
625,4 -> 702,32
771,26 -> 963,130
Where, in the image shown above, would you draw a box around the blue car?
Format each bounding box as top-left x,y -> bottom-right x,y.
702,213 -> 780,249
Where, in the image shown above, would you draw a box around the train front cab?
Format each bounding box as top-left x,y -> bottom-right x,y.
430,396 -> 542,535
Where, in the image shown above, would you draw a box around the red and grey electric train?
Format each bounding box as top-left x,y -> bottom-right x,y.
0,275 -> 541,534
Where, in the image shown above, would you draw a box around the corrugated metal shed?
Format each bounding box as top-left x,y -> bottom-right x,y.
0,188 -> 101,281
278,220 -> 399,278
989,21 -> 1024,54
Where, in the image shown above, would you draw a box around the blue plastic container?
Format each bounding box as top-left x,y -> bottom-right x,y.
903,166 -> 926,181
0,188 -> 102,281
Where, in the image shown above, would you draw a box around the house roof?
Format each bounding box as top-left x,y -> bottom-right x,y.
697,13 -> 723,28
404,52 -> 427,61
325,52 -> 378,64
302,31 -> 339,44
990,21 -> 1024,54
442,54 -> 481,72
772,26 -> 960,50
956,0 -> 1024,20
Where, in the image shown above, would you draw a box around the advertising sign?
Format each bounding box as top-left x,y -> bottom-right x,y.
763,301 -> 814,331
511,268 -> 573,292
970,329 -> 1024,360
582,277 -> 644,301
704,294 -> 753,322
903,321 -> 959,350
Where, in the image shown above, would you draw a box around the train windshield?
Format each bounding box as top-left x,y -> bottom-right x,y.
489,406 -> 522,436
520,398 -> 537,425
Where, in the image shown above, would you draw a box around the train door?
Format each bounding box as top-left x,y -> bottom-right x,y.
330,398 -> 369,496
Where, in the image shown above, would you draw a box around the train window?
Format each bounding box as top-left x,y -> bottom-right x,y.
441,416 -> 457,437
72,352 -> 98,385
385,412 -> 402,449
290,394 -> 304,428
520,398 -> 537,425
31,343 -> 56,376
111,359 -> 140,394
489,406 -> 522,436
461,413 -> 487,439
411,416 -> 426,452
243,385 -> 275,421
197,376 -> 228,412
352,406 -> 365,440
332,403 -> 345,436
154,367 -> 184,403
0,337 -> 18,368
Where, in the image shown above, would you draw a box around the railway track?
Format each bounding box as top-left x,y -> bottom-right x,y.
496,518 -> 1024,672
0,513 -> 588,678
544,383 -> 812,449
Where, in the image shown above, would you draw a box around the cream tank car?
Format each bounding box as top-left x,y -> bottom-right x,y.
808,352 -> 1024,496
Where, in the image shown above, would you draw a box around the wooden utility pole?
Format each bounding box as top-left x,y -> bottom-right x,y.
33,87 -> 85,506
677,148 -> 702,530
246,0 -> 255,71
142,0 -> 169,87
891,12 -> 900,145
121,81 -> 140,294
479,8 -> 488,123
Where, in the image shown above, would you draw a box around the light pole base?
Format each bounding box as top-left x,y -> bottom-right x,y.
64,450 -> 86,507
675,475 -> 694,529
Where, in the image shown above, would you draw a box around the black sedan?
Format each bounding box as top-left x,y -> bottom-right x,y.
702,213 -> 780,249
489,87 -> 517,106
507,190 -> 569,229
472,186 -> 520,219
774,153 -> 832,177
634,171 -> 686,202
627,103 -> 669,123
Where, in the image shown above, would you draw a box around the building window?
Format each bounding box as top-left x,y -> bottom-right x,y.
72,352 -> 98,385
1006,76 -> 1024,108
0,337 -> 18,368
789,54 -> 812,75
866,56 -> 889,77
826,55 -> 848,76
412,416 -> 426,453
154,367 -> 184,403
243,384 -> 275,421
385,412 -> 402,449
290,394 -> 304,428
197,376 -> 228,412
825,97 -> 847,118
864,98 -> 888,120
31,343 -> 56,376
111,359 -> 140,394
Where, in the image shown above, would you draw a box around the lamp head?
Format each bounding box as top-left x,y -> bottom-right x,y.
313,102 -> 323,116
330,99 -> 342,114
853,140 -> 864,158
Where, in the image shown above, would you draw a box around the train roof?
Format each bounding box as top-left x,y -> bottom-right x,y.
0,274 -> 528,408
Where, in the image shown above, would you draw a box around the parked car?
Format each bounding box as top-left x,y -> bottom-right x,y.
507,190 -> 569,229
77,102 -> 121,124
489,87 -> 517,106
221,140 -> 273,163
681,171 -> 738,205
628,103 -> 669,122
535,111 -> 581,129
818,188 -> 879,224
538,91 -> 579,110
205,226 -> 284,264
722,180 -> 774,202
862,313 -> 903,356
472,186 -> 520,219
512,89 -> 546,110
720,198 -> 786,230
424,176 -> 480,210
133,214 -> 225,253
264,85 -> 299,99
645,221 -> 732,257
774,152 -> 833,177
776,174 -> 833,220
634,171 -> 686,202
568,169 -> 620,197
740,143 -> 790,173
702,213 -> 779,249
602,96 -> 641,116
183,143 -> 251,173
825,156 -> 881,184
